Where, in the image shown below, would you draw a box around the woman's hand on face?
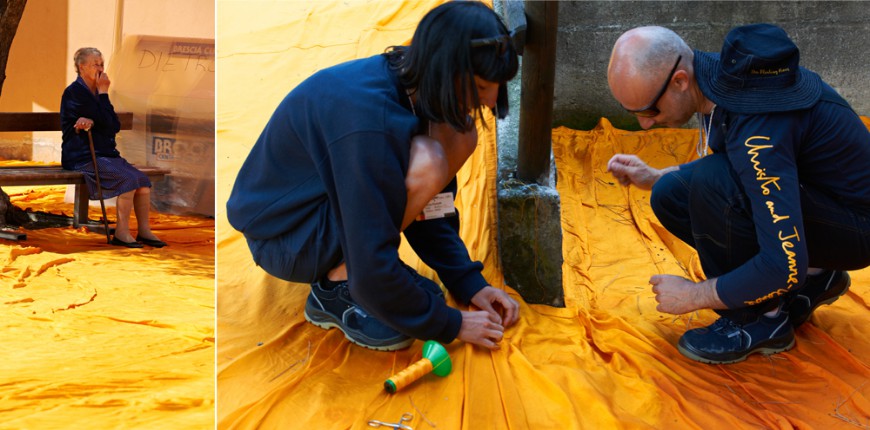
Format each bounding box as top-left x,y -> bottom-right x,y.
96,72 -> 111,94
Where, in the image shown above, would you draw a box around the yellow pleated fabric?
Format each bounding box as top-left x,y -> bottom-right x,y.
216,1 -> 870,429
554,118 -> 870,429
0,181 -> 215,428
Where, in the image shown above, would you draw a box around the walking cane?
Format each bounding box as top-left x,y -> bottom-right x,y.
85,129 -> 112,244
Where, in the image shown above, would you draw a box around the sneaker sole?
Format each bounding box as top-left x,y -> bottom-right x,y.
304,305 -> 413,352
792,274 -> 851,328
677,337 -> 795,365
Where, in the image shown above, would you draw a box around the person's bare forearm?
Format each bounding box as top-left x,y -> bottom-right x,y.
695,278 -> 727,310
654,165 -> 679,184
651,274 -> 727,314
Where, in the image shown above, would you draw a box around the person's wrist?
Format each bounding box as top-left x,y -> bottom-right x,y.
701,279 -> 723,309
655,166 -> 678,184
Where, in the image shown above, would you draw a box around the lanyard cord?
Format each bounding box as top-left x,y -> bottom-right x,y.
696,104 -> 716,158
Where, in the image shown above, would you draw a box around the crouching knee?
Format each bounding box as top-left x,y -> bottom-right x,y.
650,171 -> 684,221
407,135 -> 449,196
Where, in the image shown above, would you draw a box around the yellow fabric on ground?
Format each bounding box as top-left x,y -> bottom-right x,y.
0,182 -> 215,428
216,1 -> 870,428
554,119 -> 870,428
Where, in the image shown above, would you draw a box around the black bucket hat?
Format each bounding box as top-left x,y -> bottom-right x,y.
694,23 -> 823,114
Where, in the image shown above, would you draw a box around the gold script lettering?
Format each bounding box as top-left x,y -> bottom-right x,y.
766,201 -> 790,223
780,226 -> 801,286
745,137 -> 781,195
744,288 -> 790,306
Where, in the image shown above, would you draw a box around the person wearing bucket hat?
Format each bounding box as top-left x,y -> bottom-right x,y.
227,2 -> 520,352
606,24 -> 870,364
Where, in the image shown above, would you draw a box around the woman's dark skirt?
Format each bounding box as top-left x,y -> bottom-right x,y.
73,156 -> 152,200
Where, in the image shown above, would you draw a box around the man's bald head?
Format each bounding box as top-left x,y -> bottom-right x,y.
608,26 -> 693,95
607,26 -> 703,128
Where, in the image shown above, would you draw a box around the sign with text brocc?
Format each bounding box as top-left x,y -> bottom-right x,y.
109,35 -> 215,217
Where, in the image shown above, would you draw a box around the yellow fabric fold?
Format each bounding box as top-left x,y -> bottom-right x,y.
554,119 -> 870,429
0,182 -> 215,428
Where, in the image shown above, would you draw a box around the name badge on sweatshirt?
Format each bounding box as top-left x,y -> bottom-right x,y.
417,192 -> 456,221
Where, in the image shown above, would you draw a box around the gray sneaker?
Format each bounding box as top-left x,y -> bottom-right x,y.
304,280 -> 413,351
787,270 -> 850,328
677,311 -> 795,364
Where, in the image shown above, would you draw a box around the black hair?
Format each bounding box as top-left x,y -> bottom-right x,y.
384,1 -> 519,132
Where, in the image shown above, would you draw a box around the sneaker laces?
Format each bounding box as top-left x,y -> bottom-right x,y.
710,318 -> 743,340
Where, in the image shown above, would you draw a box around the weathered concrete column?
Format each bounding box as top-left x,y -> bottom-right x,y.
495,0 -> 564,307
497,182 -> 564,306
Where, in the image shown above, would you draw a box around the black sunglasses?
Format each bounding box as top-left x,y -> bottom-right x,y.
624,55 -> 682,118
470,30 -> 519,56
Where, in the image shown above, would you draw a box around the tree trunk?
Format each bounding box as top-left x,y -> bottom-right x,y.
0,0 -> 28,227
0,0 -> 28,97
0,186 -> 29,227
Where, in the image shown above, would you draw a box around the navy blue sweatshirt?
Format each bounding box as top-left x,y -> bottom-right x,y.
226,55 -> 488,343
700,76 -> 870,308
60,77 -> 122,170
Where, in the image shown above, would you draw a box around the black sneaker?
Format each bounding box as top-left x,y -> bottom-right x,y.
677,311 -> 795,364
304,280 -> 413,351
787,270 -> 850,328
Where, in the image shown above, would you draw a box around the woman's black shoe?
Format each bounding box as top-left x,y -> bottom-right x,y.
136,235 -> 168,248
111,237 -> 144,248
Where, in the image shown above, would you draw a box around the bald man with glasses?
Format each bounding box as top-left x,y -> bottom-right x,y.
604,24 -> 870,364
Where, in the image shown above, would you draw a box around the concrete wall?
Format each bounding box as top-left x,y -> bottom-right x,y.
553,1 -> 870,131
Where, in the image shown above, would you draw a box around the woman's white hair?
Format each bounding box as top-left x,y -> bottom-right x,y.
73,47 -> 102,75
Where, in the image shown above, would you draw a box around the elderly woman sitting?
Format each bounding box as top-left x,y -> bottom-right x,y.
60,47 -> 166,248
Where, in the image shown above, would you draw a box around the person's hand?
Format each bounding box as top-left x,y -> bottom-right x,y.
470,286 -> 519,327
606,154 -> 662,190
74,117 -> 94,132
96,71 -> 111,94
650,274 -> 724,314
457,309 -> 504,350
